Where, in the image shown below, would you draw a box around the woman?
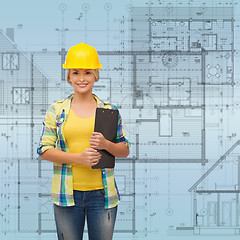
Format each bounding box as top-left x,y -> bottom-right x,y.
37,43 -> 130,240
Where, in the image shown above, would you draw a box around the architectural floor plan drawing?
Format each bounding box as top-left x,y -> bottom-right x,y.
131,5 -> 234,164
1,0 -> 240,239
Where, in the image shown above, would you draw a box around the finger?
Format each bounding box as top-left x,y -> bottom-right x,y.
90,143 -> 99,148
90,159 -> 97,164
88,148 -> 98,152
90,137 -> 101,142
93,157 -> 100,161
90,143 -> 100,149
90,154 -> 101,160
90,145 -> 98,150
92,132 -> 101,135
91,159 -> 99,165
91,161 -> 98,166
90,134 -> 97,138
89,139 -> 101,145
88,150 -> 100,156
86,148 -> 97,152
90,151 -> 101,157
93,153 -> 101,158
89,147 -> 99,152
91,155 -> 101,160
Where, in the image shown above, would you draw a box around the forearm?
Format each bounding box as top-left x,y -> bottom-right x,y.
105,141 -> 130,158
40,148 -> 79,164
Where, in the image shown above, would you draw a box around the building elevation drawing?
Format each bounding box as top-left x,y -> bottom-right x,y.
1,0 -> 240,239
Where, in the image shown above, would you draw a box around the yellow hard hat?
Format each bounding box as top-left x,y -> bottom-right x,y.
62,43 -> 102,69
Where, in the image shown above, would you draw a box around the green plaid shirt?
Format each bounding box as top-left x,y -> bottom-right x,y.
37,94 -> 130,209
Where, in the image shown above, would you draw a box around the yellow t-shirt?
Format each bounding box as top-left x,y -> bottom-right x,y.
63,107 -> 103,191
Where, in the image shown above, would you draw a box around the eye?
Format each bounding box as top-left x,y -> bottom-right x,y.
72,71 -> 78,75
85,71 -> 92,75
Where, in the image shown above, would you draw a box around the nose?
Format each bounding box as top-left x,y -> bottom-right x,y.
77,73 -> 85,81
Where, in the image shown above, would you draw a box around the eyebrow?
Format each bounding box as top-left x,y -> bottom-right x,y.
72,69 -> 91,71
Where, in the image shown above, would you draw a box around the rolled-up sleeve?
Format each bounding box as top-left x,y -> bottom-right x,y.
116,111 -> 130,149
37,103 -> 58,155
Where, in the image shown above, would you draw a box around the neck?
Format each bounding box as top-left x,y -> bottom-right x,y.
72,92 -> 96,105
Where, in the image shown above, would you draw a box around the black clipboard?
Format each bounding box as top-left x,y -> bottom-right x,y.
92,108 -> 119,169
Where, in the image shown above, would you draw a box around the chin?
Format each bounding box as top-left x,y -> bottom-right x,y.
74,88 -> 92,94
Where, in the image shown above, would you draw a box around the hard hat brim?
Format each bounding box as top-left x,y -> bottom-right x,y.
62,64 -> 102,69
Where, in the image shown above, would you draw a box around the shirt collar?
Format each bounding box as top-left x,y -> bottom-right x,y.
93,93 -> 105,108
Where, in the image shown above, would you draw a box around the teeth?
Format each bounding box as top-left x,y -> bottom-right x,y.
77,83 -> 88,87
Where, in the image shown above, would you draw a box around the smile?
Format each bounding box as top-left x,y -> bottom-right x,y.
77,83 -> 88,88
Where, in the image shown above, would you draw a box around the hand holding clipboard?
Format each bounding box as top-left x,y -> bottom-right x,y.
91,108 -> 119,169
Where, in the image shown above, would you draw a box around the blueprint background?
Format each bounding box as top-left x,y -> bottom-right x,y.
1,0 -> 240,239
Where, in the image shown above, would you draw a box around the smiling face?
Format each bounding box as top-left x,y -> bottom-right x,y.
68,68 -> 96,94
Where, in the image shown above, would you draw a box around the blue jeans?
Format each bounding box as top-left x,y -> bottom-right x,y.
54,189 -> 118,240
